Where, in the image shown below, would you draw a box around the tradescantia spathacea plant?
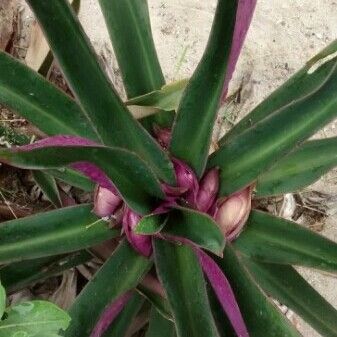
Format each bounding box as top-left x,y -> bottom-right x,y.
1,0 -> 337,336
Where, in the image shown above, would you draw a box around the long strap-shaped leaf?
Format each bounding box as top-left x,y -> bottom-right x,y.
170,0 -> 240,177
47,168 -> 94,192
243,260 -> 337,337
220,0 -> 257,102
65,240 -> 151,337
214,245 -> 301,337
0,143 -> 164,214
25,0 -> 81,75
209,51 -> 337,196
220,40 -> 337,144
99,0 -> 165,98
256,137 -> 337,196
145,308 -> 176,337
154,240 -> 219,337
0,51 -> 99,141
26,0 -> 175,184
235,210 -> 337,272
136,284 -> 172,321
0,251 -> 91,293
0,204 -> 118,263
102,293 -> 144,337
32,170 -> 62,208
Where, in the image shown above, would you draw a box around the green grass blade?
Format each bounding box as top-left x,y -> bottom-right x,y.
154,240 -> 219,337
99,0 -> 165,98
256,137 -> 337,196
0,51 -> 99,141
243,260 -> 337,337
0,251 -> 92,293
214,244 -> 301,337
65,240 -> 151,337
209,51 -> 337,196
170,0 -> 239,177
220,40 -> 337,144
26,0 -> 175,184
32,170 -> 62,208
0,145 -> 164,214
0,204 -> 118,263
102,292 -> 144,337
145,308 -> 176,337
234,210 -> 337,272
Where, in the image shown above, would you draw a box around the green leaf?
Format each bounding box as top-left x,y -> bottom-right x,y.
256,137 -> 337,196
0,51 -> 99,142
47,168 -> 95,192
154,240 -> 219,337
0,251 -> 92,293
243,260 -> 337,337
99,0 -> 165,98
165,207 -> 225,255
220,40 -> 337,144
207,284 -> 235,337
65,240 -> 151,337
26,0 -> 175,184
145,308 -> 176,337
234,210 -> 337,272
209,45 -> 337,196
127,80 -> 188,112
0,282 -> 5,319
25,0 -> 81,76
0,145 -> 164,214
0,301 -> 70,337
102,292 -> 144,337
137,284 -> 172,321
32,171 -> 62,207
0,204 -> 118,263
136,207 -> 225,255
135,214 -> 168,235
215,245 -> 301,337
170,0 -> 239,177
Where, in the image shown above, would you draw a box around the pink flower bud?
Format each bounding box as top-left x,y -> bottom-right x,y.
196,168 -> 219,213
93,186 -> 122,218
172,158 -> 199,205
153,125 -> 171,148
123,208 -> 152,257
173,159 -> 197,191
215,186 -> 252,241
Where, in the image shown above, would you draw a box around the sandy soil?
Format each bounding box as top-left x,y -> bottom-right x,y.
11,1 -> 337,336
